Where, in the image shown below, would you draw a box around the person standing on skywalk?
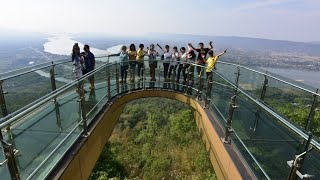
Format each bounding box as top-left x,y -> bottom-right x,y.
188,41 -> 213,78
82,44 -> 96,90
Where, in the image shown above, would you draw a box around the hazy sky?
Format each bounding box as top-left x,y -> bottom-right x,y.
0,0 -> 319,42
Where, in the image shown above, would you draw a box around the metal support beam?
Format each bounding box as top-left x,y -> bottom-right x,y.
222,67 -> 240,144
106,66 -> 111,100
50,62 -> 57,91
0,80 -> 8,117
252,74 -> 268,132
222,94 -> 237,144
115,63 -> 119,95
142,67 -> 146,90
197,69 -> 204,101
54,102 -> 62,130
158,66 -> 161,88
1,140 -> 20,180
305,89 -> 318,131
205,72 -> 213,108
77,87 -> 88,136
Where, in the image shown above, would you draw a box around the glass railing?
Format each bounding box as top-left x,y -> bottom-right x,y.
216,61 -> 320,142
0,57 -> 319,179
0,56 -> 112,119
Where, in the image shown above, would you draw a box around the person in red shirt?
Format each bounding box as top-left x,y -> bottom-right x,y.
188,41 -> 213,77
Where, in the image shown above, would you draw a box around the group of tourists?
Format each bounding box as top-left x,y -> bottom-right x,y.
108,41 -> 227,84
71,41 -> 227,90
71,43 -> 96,90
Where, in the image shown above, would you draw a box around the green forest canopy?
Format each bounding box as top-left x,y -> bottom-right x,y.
89,98 -> 216,180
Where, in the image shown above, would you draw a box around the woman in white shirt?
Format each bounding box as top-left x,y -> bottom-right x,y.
177,47 -> 187,83
72,43 -> 83,80
168,46 -> 179,80
148,44 -> 158,81
157,44 -> 171,81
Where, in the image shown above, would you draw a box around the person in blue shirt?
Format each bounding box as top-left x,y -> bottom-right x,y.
108,45 -> 129,83
82,44 -> 95,89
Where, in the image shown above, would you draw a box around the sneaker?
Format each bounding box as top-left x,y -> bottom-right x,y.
119,80 -> 123,83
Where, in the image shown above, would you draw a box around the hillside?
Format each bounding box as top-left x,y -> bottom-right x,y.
89,98 -> 216,179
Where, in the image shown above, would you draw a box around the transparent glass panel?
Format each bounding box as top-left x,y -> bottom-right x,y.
3,69 -> 52,114
1,85 -> 83,179
215,63 -> 238,84
299,147 -> 320,179
27,128 -> 82,180
209,73 -> 235,126
54,62 -> 74,88
264,77 -> 313,132
311,103 -> 320,141
238,67 -> 265,98
0,145 -> 11,180
231,91 -> 312,179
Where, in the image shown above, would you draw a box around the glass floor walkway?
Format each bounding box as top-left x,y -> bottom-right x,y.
0,57 -> 319,179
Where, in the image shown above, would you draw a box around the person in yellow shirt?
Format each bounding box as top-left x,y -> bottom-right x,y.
205,49 -> 227,81
136,44 -> 148,80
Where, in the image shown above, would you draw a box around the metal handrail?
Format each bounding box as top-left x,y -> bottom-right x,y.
0,56 -> 113,124
1,56 -> 318,97
0,62 -> 111,128
217,61 -> 320,96
1,59 -> 319,148
0,59 -> 71,81
0,55 -> 110,81
0,59 -> 319,179
25,121 -> 83,180
214,70 -> 320,150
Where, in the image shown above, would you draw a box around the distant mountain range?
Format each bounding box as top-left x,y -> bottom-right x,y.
1,29 -> 319,56
0,29 -> 47,41
145,33 -> 320,56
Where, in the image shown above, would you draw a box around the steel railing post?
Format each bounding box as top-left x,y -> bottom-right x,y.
222,66 -> 240,144
115,63 -> 119,95
77,86 -> 88,136
260,73 -> 268,101
222,94 -> 237,144
234,66 -> 240,93
197,68 -> 204,100
205,71 -> 214,108
305,89 -> 318,131
249,73 -> 269,133
0,80 -> 8,117
1,140 -> 20,180
158,63 -> 161,88
49,61 -> 57,91
107,65 -> 111,100
287,133 -> 313,180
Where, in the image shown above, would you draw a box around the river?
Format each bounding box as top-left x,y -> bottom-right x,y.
260,67 -> 320,90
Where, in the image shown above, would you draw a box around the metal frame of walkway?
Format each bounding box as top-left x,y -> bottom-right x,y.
0,57 -> 319,179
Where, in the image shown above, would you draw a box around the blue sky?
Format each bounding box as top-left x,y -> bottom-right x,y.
0,0 -> 319,42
